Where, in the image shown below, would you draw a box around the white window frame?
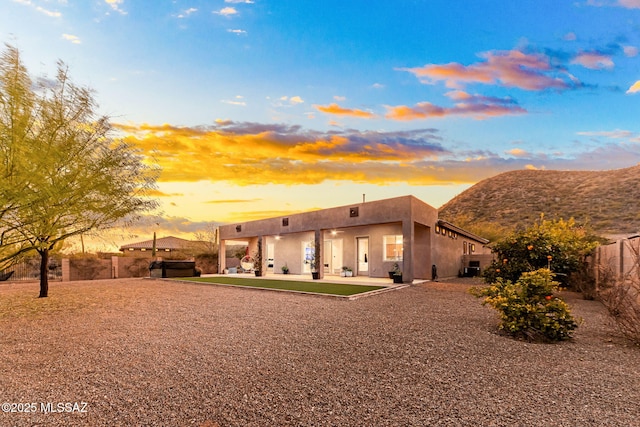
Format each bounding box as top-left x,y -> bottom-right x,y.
383,235 -> 403,261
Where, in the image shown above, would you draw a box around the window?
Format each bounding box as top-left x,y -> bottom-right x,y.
470,243 -> 476,253
463,241 -> 468,254
282,218 -> 289,226
384,235 -> 403,261
349,207 -> 359,217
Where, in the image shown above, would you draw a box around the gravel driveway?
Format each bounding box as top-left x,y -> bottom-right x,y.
0,277 -> 638,426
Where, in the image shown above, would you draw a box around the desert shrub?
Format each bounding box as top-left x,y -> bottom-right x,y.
195,252 -> 218,274
482,217 -> 601,289
570,266 -> 597,300
124,257 -> 151,277
68,254 -> 111,280
599,282 -> 640,345
597,243 -> 640,345
472,268 -> 579,342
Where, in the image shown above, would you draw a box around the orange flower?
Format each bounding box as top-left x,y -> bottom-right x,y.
527,245 -> 534,250
545,295 -> 552,301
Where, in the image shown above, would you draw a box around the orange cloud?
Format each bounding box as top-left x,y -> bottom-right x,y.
115,122 -> 449,185
385,103 -> 446,120
401,49 -> 574,91
115,120 -> 640,190
385,92 -> 526,121
571,51 -> 614,70
626,80 -> 640,94
215,6 -> 237,16
280,95 -> 304,105
619,0 -> 640,8
146,189 -> 184,197
506,148 -> 530,158
314,103 -> 376,118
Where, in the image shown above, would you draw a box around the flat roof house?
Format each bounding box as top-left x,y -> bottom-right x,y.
119,236 -> 198,258
218,195 -> 490,282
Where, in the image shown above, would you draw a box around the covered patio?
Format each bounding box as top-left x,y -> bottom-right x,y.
218,195 -> 490,283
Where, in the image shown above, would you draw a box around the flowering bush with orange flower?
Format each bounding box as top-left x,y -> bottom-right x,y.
481,217 -> 601,287
471,269 -> 579,342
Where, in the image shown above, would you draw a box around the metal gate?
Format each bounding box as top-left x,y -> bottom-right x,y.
0,258 -> 62,282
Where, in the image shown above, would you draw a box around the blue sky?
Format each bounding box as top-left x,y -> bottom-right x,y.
2,0 -> 640,247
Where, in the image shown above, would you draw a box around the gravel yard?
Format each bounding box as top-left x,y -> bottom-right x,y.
1,277 -> 638,427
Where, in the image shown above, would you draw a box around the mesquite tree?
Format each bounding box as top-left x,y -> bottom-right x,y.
0,44 -> 158,297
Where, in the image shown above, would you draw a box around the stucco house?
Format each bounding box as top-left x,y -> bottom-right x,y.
218,195 -> 491,282
119,236 -> 199,258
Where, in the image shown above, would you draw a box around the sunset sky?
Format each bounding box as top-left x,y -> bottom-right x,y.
3,0 -> 640,248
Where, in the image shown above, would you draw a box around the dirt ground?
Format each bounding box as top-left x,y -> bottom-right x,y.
0,277 -> 638,426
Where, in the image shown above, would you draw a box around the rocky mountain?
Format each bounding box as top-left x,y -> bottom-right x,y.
438,165 -> 640,238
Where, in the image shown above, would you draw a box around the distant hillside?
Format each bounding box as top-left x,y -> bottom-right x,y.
438,165 -> 640,238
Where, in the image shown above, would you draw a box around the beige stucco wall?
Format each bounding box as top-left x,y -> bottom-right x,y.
432,234 -> 468,279
595,237 -> 640,285
115,257 -> 151,278
413,223 -> 431,279
268,231 -> 314,275
319,222 -> 404,278
221,196 -> 426,237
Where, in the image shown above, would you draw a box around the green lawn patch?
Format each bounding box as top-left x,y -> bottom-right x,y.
175,276 -> 386,296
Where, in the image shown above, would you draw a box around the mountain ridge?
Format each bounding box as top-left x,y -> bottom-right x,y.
438,165 -> 640,237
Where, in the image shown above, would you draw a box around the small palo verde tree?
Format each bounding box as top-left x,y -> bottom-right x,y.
0,44 -> 159,297
472,268 -> 579,342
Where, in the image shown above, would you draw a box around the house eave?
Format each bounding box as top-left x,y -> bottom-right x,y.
436,220 -> 490,244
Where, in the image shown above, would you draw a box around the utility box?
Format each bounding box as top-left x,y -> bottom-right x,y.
463,267 -> 481,277
149,260 -> 199,278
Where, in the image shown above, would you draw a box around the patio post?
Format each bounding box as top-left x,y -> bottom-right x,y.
219,240 -> 226,273
314,229 -> 324,280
